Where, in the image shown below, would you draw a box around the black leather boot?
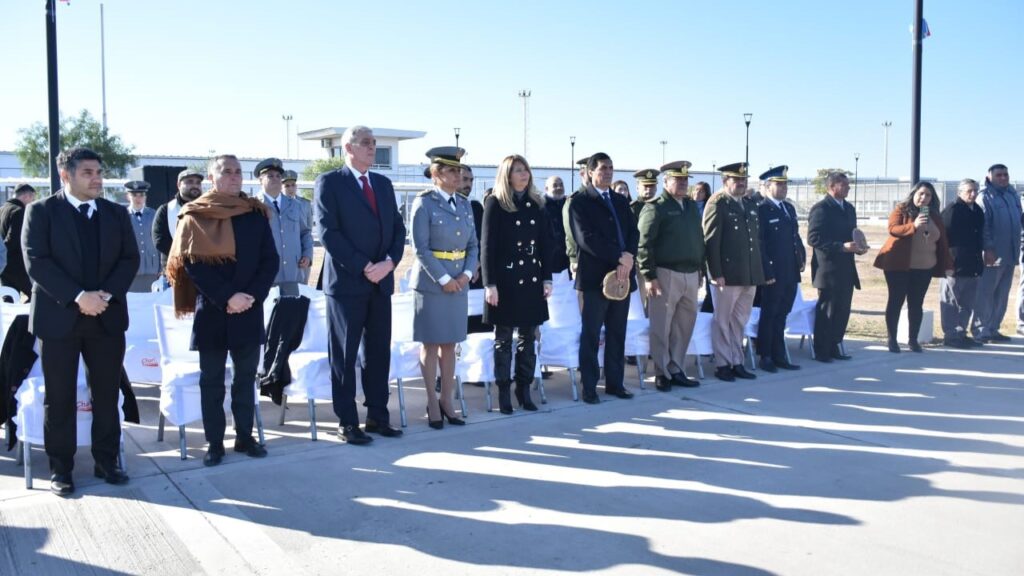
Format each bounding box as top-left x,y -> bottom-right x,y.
515,380 -> 538,411
496,380 -> 513,414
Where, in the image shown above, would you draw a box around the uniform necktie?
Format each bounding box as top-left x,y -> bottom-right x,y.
135,211 -> 143,221
360,175 -> 378,216
272,199 -> 279,214
79,204 -> 91,219
448,196 -> 456,210
602,192 -> 624,250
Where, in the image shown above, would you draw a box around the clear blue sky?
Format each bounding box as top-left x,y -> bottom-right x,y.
2,0 -> 1021,180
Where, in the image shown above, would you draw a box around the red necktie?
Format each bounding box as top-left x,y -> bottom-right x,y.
360,175 -> 378,216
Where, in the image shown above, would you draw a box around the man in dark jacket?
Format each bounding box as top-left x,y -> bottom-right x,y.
755,166 -> 805,372
940,179 -> 985,348
569,153 -> 638,404
638,161 -> 703,390
153,168 -> 204,276
0,183 -> 36,299
170,155 -> 279,466
544,176 -> 569,274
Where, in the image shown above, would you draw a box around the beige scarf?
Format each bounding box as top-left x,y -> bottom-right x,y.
166,191 -> 270,317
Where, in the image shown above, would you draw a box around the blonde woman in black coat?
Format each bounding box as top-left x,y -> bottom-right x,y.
482,155 -> 552,414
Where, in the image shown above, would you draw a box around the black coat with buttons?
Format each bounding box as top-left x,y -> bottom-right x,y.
481,193 -> 552,327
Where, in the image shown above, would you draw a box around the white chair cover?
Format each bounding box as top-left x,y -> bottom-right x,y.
123,290 -> 172,384
785,289 -> 817,336
16,362 -> 125,446
282,291 -> 333,401
624,291 -> 650,357
686,312 -> 715,356
154,305 -> 232,427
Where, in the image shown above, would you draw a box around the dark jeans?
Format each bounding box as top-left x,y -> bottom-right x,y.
40,317 -> 125,475
493,325 -> 538,384
884,269 -> 933,343
199,343 -> 260,447
579,289 -> 629,394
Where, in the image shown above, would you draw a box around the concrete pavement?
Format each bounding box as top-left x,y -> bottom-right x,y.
1,337 -> 1022,575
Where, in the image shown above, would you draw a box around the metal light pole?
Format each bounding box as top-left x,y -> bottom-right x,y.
882,121 -> 892,178
570,136 -> 576,192
910,0 -> 923,183
854,152 -> 860,206
46,0 -> 61,193
743,113 -> 753,167
454,127 -> 460,148
711,162 -> 716,192
660,140 -> 668,164
100,3 -> 107,131
518,89 -> 531,157
281,114 -> 293,158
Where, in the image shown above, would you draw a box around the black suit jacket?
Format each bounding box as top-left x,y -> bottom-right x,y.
184,209 -> 279,351
568,187 -> 639,292
807,196 -> 860,291
543,196 -> 570,273
23,191 -> 140,339
758,199 -> 805,284
152,198 -> 181,273
315,166 -> 405,298
0,198 -> 31,296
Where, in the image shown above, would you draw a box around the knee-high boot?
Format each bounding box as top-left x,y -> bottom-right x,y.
496,380 -> 513,414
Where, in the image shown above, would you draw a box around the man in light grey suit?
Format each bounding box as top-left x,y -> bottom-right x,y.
125,180 -> 160,292
283,169 -> 313,284
255,158 -> 312,294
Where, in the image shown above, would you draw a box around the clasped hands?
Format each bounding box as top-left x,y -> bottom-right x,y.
76,291 -> 112,316
443,275 -> 469,293
227,292 -> 255,314
363,259 -> 395,284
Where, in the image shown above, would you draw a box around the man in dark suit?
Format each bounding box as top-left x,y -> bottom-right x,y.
0,183 -> 37,299
543,176 -> 569,275
23,147 -> 140,496
756,166 -> 805,372
568,152 -> 639,404
807,171 -> 866,362
315,125 -> 406,445
171,154 -> 279,466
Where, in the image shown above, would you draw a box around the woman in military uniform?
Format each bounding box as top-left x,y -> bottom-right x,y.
409,147 -> 479,428
481,155 -> 552,414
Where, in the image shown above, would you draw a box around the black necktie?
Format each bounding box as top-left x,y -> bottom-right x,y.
135,211 -> 143,221
79,204 -> 90,219
273,199 -> 280,214
448,197 -> 456,209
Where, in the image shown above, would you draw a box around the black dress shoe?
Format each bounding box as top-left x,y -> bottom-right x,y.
774,360 -> 801,370
670,372 -> 700,387
732,365 -> 757,379
605,388 -> 634,399
94,463 -> 130,485
943,338 -> 969,349
990,331 -> 1011,342
426,408 -> 444,429
714,367 -> 736,381
365,418 -> 404,437
338,425 -> 374,445
203,445 -> 225,467
233,437 -> 268,457
582,391 -> 601,404
50,473 -> 74,497
965,337 -> 984,347
656,376 -> 674,392
814,355 -> 833,363
757,358 -> 778,373
887,340 -> 901,353
831,352 -> 852,360
908,341 -> 923,353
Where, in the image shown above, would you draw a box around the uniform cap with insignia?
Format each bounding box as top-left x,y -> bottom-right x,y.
254,157 -> 285,178
124,180 -> 150,194
13,183 -> 36,195
424,146 -> 467,178
759,165 -> 789,182
282,170 -> 298,182
718,162 -> 749,179
659,160 -> 693,179
633,168 -> 660,186
177,168 -> 205,183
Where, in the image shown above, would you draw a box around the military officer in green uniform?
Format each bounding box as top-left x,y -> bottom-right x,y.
638,160 -> 704,390
703,162 -> 764,382
631,168 -> 659,221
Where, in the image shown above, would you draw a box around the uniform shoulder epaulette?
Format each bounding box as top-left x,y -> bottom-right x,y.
417,189 -> 433,197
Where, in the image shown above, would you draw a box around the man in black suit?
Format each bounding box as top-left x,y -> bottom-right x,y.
153,169 -> 205,278
315,125 -> 406,445
568,152 -> 639,404
756,166 -> 805,372
807,172 -> 866,362
0,183 -> 37,299
23,147 -> 140,496
170,154 -> 279,466
544,176 -> 569,275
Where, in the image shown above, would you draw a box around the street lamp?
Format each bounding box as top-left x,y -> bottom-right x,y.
743,113 -> 753,167
854,152 -> 860,206
882,121 -> 892,178
570,136 -> 576,192
454,127 -> 460,148
711,161 -> 716,192
660,140 -> 668,164
282,114 -> 293,158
